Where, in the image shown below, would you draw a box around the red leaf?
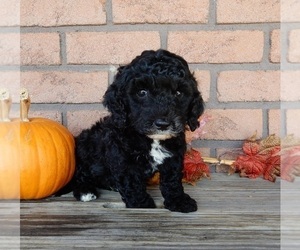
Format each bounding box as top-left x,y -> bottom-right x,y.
242,141 -> 261,156
281,146 -> 300,182
233,139 -> 267,179
183,148 -> 210,185
232,136 -> 282,182
264,153 -> 281,182
233,155 -> 265,179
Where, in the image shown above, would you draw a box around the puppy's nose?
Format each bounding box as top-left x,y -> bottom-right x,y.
154,118 -> 170,130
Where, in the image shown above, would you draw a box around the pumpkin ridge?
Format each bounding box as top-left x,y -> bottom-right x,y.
46,123 -> 71,195
37,120 -> 75,197
54,124 -> 75,188
38,121 -> 59,198
0,121 -> 21,198
21,123 -> 42,199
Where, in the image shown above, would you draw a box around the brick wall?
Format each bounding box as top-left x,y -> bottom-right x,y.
1,0 -> 300,157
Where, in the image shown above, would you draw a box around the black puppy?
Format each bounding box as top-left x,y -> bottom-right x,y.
73,49 -> 204,213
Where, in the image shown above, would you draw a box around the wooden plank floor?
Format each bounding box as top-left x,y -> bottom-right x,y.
18,173 -> 280,249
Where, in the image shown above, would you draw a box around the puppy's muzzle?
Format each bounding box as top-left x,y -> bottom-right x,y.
154,118 -> 171,131
147,117 -> 180,140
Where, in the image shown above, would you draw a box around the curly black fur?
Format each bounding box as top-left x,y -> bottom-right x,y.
73,49 -> 204,213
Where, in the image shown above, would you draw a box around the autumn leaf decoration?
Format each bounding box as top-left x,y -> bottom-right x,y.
182,148 -> 211,185
230,133 -> 281,182
183,114 -> 212,185
212,133 -> 300,183
186,116 -> 300,183
280,135 -> 300,182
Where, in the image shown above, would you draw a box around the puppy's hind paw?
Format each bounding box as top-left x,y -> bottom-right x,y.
73,187 -> 99,202
80,193 -> 98,202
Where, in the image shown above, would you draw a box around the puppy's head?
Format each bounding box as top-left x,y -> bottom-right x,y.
104,49 -> 204,140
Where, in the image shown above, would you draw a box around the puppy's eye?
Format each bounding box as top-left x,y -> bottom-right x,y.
137,90 -> 148,98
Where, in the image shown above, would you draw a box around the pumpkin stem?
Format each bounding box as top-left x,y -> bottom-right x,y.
0,88 -> 12,122
20,88 -> 31,122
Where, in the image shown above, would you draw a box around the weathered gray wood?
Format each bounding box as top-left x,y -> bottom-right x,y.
18,174 -> 281,249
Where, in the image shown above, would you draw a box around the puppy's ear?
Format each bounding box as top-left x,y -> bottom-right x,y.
187,92 -> 205,132
103,80 -> 128,128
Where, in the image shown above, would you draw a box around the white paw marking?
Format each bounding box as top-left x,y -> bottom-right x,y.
150,140 -> 172,169
80,193 -> 97,202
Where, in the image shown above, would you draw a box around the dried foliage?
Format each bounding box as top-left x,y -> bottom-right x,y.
182,148 -> 211,185
231,134 -> 281,182
229,134 -> 300,182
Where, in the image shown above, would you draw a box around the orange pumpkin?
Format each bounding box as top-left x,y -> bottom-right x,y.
0,89 -> 75,199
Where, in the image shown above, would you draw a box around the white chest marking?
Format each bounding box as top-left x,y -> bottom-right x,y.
150,140 -> 172,169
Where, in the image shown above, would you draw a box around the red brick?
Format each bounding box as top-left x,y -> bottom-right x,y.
194,71 -> 210,102
217,0 -> 280,23
282,0 -> 300,22
8,110 -> 62,123
21,71 -> 108,103
66,32 -> 160,65
288,30 -> 300,63
168,31 -> 264,63
193,148 -> 211,158
286,109 -> 300,138
201,109 -> 263,140
270,30 -> 280,63
112,0 -> 209,24
281,71 -> 300,101
0,0 -> 20,26
0,33 -> 20,65
217,71 -> 280,102
21,0 -> 106,27
30,111 -> 62,123
216,148 -> 241,173
21,33 -> 61,65
67,110 -> 109,136
268,110 -> 281,136
216,148 -> 242,160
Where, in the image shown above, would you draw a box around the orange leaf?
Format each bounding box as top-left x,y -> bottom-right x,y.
147,172 -> 160,186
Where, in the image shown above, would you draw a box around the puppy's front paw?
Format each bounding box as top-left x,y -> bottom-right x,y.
164,194 -> 197,213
